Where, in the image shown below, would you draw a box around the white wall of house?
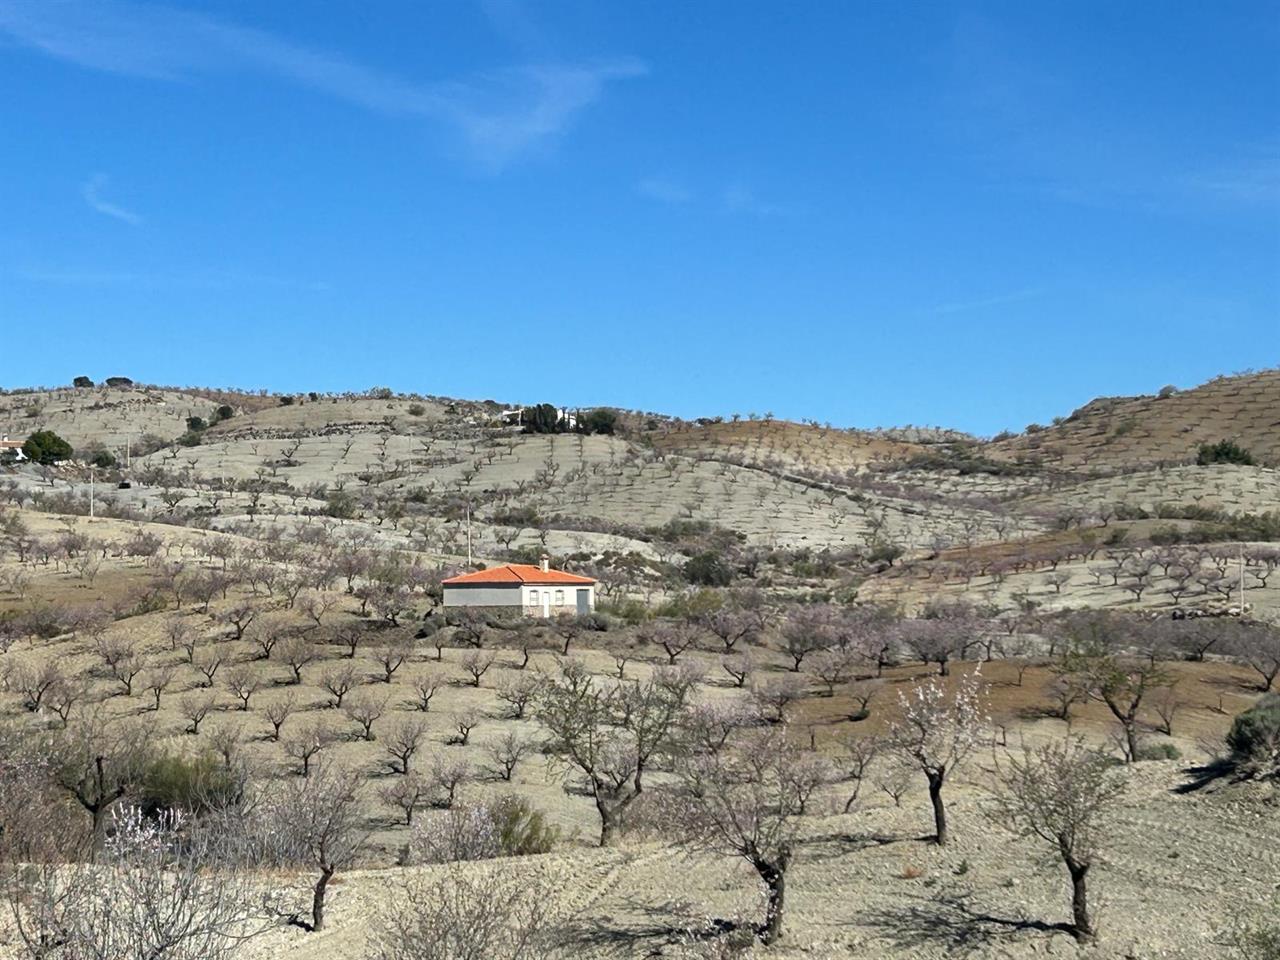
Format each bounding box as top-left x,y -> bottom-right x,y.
443,582 -> 595,616
522,584 -> 595,616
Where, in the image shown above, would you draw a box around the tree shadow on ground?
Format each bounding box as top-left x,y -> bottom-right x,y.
802,830 -> 929,862
1173,757 -> 1235,794
555,892 -> 745,955
858,891 -> 1073,956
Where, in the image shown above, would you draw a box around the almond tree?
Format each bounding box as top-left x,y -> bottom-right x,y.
48,719 -> 154,855
249,763 -> 367,933
673,728 -> 805,944
536,660 -> 691,845
9,804 -> 275,959
989,737 -> 1122,941
886,670 -> 987,845
318,662 -> 361,708
1068,651 -> 1171,762
343,691 -> 388,741
1227,621 -> 1280,692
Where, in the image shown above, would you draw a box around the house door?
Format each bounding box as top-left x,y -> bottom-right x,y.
576,589 -> 590,614
542,593 -> 551,617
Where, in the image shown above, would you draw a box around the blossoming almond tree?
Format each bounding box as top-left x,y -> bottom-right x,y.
887,669 -> 988,845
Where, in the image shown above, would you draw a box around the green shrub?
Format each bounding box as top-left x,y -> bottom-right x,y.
72,376 -> 94,389
1198,439 -> 1255,466
186,416 -> 208,432
597,599 -> 649,625
490,795 -> 560,856
22,430 -> 73,465
1134,742 -> 1181,762
139,751 -> 242,817
576,407 -> 618,435
324,489 -> 358,519
683,551 -> 733,587
1226,693 -> 1280,778
214,404 -> 234,422
407,403 -> 426,417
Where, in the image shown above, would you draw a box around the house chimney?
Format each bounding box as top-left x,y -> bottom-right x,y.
539,553 -> 550,573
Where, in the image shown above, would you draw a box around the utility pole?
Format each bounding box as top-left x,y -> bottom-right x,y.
88,466 -> 94,520
465,499 -> 472,566
1239,542 -> 1246,613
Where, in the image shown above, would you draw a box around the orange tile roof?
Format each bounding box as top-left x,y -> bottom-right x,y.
442,564 -> 596,586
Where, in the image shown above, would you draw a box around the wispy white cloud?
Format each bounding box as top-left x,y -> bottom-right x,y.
1174,146 -> 1280,208
81,173 -> 141,225
635,177 -> 692,204
932,288 -> 1042,315
722,182 -> 792,217
0,0 -> 644,170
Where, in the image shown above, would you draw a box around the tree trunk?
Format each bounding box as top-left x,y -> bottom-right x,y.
927,770 -> 947,845
1123,721 -> 1139,763
311,865 -> 334,932
754,859 -> 787,944
87,803 -> 107,861
1067,859 -> 1093,941
597,797 -> 621,847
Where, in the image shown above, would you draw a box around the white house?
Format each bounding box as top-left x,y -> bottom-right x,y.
0,436 -> 26,461
499,407 -> 578,430
442,556 -> 596,617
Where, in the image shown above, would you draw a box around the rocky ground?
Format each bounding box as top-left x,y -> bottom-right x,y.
232,763 -> 1276,960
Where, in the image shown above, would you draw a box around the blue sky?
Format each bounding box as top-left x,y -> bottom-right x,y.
1,0 -> 1277,435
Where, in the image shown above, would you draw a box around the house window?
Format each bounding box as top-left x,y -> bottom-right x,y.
554,590 -> 564,605
529,589 -> 539,605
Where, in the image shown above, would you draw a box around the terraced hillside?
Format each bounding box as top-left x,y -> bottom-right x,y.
987,369 -> 1280,470
0,370 -> 1277,960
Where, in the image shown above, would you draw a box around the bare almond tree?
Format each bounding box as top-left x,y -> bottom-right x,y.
886,670 -> 987,845
374,640 -> 413,684
673,728 -> 805,944
278,636 -> 320,685
263,693 -> 297,741
47,718 -> 154,855
180,692 -> 218,736
459,649 -> 496,688
318,662 -> 361,709
223,664 -> 262,711
343,690 -> 388,741
369,864 -> 564,960
495,673 -> 542,719
1067,649 -> 1171,763
281,721 -> 336,777
486,729 -> 535,782
536,660 -> 692,845
989,737 -> 1122,941
249,763 -> 368,933
379,773 -> 431,826
409,670 -> 445,712
384,716 -> 431,775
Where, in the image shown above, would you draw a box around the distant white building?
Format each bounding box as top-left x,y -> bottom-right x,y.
500,407 -> 578,430
0,436 -> 26,461
442,555 -> 596,617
